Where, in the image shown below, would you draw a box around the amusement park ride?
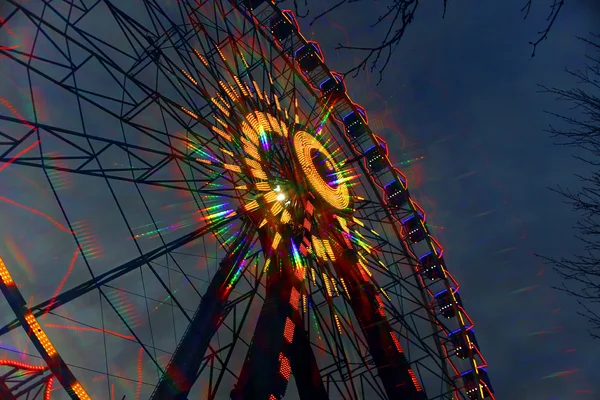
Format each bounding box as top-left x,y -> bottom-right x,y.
0,0 -> 494,399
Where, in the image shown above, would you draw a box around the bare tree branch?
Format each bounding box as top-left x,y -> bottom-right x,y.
540,33 -> 600,339
281,0 -> 566,83
522,0 -> 565,57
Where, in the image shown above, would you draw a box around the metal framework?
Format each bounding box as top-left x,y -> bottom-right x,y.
0,360 -> 53,400
0,0 -> 494,399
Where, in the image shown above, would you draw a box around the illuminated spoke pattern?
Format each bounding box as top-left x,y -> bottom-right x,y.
0,1 -> 493,399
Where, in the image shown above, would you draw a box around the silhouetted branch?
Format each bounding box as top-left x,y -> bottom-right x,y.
282,0 -> 565,83
522,0 -> 565,57
540,34 -> 600,339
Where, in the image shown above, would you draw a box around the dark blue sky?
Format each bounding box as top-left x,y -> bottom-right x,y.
304,0 -> 599,398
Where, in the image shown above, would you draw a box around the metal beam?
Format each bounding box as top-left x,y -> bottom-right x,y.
333,249 -> 427,400
231,250 -> 327,400
230,267 -> 292,400
0,215 -> 237,336
288,313 -> 329,400
0,380 -> 17,400
150,227 -> 255,399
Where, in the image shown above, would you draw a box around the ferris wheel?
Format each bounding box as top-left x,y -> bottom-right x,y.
0,0 -> 495,399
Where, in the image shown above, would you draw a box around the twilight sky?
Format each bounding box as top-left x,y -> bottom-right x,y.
0,0 -> 599,399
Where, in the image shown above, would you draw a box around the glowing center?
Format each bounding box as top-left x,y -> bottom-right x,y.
292,131 -> 350,210
274,185 -> 286,202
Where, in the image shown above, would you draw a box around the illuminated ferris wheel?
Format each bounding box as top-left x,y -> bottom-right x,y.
0,1 -> 495,399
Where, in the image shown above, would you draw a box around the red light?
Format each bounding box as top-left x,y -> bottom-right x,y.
283,318 -> 294,343
289,287 -> 300,310
278,352 -> 291,381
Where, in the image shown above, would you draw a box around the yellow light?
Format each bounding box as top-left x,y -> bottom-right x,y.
241,120 -> 260,145
214,116 -> 228,128
340,278 -> 351,299
380,287 -> 391,301
358,260 -> 372,278
274,94 -> 281,111
193,49 -> 208,66
234,76 -> 248,97
223,164 -> 241,173
70,382 -> 91,400
255,182 -> 271,191
244,200 -> 259,211
243,111 -> 288,142
323,273 -> 333,298
331,277 -> 340,296
219,80 -> 238,102
336,216 -> 349,233
334,313 -> 343,334
241,137 -> 260,160
216,46 -> 226,62
181,69 -> 197,85
250,168 -> 267,179
352,216 -> 364,227
220,147 -> 234,157
377,259 -> 389,271
311,237 -> 326,260
0,257 -> 14,286
24,312 -> 57,357
244,157 -> 262,171
281,209 -> 291,224
323,239 -> 336,261
292,131 -> 350,210
272,232 -> 282,250
270,201 -> 283,216
267,113 -> 287,137
252,80 -> 263,100
302,294 -> 307,313
263,191 -> 278,203
181,106 -> 198,119
212,126 -> 232,141
263,258 -> 271,273
211,97 -> 230,117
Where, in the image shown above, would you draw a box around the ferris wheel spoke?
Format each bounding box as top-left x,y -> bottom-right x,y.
150,223 -> 257,399
0,381 -> 15,400
307,300 -> 362,399
330,250 -> 427,400
0,215 -> 237,337
0,125 -> 237,192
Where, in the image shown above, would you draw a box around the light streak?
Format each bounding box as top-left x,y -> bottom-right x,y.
73,221 -> 103,259
393,155 -> 425,166
0,97 -> 37,131
44,324 -> 135,340
107,289 -> 142,329
135,348 -> 143,400
509,285 -> 539,295
0,196 -> 73,233
4,236 -> 34,282
43,248 -> 79,317
133,220 -> 194,239
542,369 -> 578,379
